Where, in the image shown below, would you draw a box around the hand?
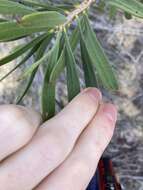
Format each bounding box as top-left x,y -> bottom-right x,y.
0,88 -> 117,190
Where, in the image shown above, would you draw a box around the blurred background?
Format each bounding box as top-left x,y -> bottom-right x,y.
0,1 -> 143,189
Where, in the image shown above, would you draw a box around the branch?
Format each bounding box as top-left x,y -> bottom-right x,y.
60,0 -> 95,29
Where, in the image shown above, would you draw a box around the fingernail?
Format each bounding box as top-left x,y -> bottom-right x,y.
102,103 -> 117,123
84,88 -> 102,101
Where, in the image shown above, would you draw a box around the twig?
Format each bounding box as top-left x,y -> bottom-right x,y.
60,0 -> 95,29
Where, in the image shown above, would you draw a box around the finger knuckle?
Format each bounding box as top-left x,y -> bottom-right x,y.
38,130 -> 70,164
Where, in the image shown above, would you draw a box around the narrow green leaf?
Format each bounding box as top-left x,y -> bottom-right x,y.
41,32 -> 62,120
4,35 -> 29,42
78,19 -> 97,88
0,20 -> 51,42
49,27 -> 80,82
13,0 -> 72,12
10,44 -> 26,54
0,33 -> 47,65
81,40 -> 98,87
83,15 -> 118,91
0,0 -> 35,15
0,11 -> 66,41
21,11 -> 66,28
55,4 -> 74,10
24,1 -> 67,13
16,35 -> 52,103
16,68 -> 38,104
49,49 -> 65,82
0,11 -> 63,42
14,0 -> 51,8
0,42 -> 39,82
70,27 -> 81,51
80,39 -> 98,87
64,31 -> 80,101
107,0 -> 143,18
20,51 -> 50,80
19,33 -> 54,79
41,82 -> 55,120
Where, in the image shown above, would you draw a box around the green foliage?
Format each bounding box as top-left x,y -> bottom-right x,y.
0,33 -> 47,64
78,18 -> 97,88
16,34 -> 53,104
64,31 -> 80,102
0,0 -> 143,120
80,15 -> 118,90
21,11 -> 66,28
0,0 -> 35,15
0,11 -> 66,42
41,32 -> 62,120
107,0 -> 143,18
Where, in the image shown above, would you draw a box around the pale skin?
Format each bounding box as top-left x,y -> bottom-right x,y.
0,88 -> 117,190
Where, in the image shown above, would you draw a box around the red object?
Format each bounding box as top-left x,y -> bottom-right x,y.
98,158 -> 122,190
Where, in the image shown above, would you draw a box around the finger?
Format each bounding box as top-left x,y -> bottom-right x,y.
0,105 -> 42,161
0,88 -> 101,190
35,103 -> 117,190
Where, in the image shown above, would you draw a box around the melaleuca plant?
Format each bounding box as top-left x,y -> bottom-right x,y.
0,0 -> 143,120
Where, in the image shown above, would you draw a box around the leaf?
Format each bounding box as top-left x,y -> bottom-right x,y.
107,0 -> 143,18
83,15 -> 118,91
0,21 -> 29,42
78,19 -> 97,87
21,11 -> 66,28
78,18 -> 97,87
49,26 -> 80,82
41,82 -> 56,120
0,20 -> 50,42
19,33 -> 54,79
13,0 -> 73,12
0,11 -> 64,42
14,0 -> 51,8
41,32 -> 62,120
16,68 -> 38,104
10,44 -> 26,54
81,40 -> 98,87
49,49 -> 65,82
0,41 -> 39,82
20,50 -> 50,79
16,35 -> 52,103
55,4 -> 74,10
70,27 -> 81,51
64,31 -> 80,101
0,0 -> 35,15
0,33 -> 47,65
